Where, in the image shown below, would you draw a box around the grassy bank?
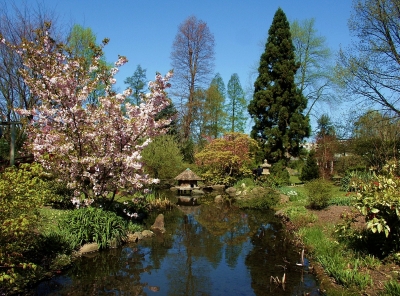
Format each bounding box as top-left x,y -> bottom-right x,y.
276,186 -> 400,295
276,184 -> 400,296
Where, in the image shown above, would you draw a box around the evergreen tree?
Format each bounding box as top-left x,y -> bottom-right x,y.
300,150 -> 319,181
211,73 -> 226,99
226,73 -> 247,133
248,8 -> 310,164
124,64 -> 147,105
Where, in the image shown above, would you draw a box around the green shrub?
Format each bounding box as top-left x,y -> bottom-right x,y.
58,207 -> 128,249
126,221 -> 144,233
340,170 -> 374,192
235,187 -> 279,209
283,206 -> 317,227
270,160 -> 290,186
44,179 -> 75,208
304,179 -> 334,209
234,178 -> 256,190
300,150 -> 319,182
353,161 -> 400,255
0,163 -> 51,294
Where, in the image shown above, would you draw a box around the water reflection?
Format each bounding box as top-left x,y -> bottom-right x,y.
35,201 -> 319,295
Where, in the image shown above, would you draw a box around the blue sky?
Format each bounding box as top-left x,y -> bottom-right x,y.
13,0 -> 354,131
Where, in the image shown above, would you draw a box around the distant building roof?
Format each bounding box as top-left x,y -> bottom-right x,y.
174,168 -> 203,181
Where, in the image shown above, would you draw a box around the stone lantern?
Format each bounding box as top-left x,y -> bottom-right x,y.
261,159 -> 271,175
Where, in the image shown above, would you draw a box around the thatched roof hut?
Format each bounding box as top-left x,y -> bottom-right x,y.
174,168 -> 202,182
174,168 -> 203,196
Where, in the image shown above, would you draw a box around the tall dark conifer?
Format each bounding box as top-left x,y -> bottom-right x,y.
248,8 -> 310,164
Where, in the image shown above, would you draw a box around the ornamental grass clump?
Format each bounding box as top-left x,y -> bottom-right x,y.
58,207 -> 128,250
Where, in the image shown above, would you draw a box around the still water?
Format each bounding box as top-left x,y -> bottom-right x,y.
35,197 -> 320,295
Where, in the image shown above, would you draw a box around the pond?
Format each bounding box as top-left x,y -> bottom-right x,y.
34,194 -> 320,295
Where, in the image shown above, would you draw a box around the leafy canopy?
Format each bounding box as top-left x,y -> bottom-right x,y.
195,132 -> 259,185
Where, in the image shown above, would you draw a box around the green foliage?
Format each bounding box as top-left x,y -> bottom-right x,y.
352,111 -> 400,170
300,150 -> 319,181
234,177 -> 256,190
126,221 -> 144,233
226,73 -> 247,132
304,178 -> 334,209
235,187 -> 279,209
283,206 -> 317,227
335,154 -> 367,177
195,132 -> 259,186
353,162 -> 400,254
141,134 -> 185,180
382,279 -> 400,296
248,8 -> 310,163
0,163 -> 52,293
299,226 -> 373,290
290,18 -> 332,117
340,170 -> 374,192
124,64 -> 147,106
58,207 -> 127,250
44,179 -> 75,208
270,160 -> 290,186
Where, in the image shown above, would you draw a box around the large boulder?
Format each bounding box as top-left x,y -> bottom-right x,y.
142,230 -> 155,238
151,214 -> 166,234
212,185 -> 226,191
225,187 -> 237,198
214,195 -> 224,203
78,242 -> 99,256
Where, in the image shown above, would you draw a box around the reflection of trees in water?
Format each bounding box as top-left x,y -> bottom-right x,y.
36,201 -> 318,295
49,247 -> 149,295
166,208 -> 213,296
197,204 -> 255,269
244,211 -> 307,296
140,208 -> 180,269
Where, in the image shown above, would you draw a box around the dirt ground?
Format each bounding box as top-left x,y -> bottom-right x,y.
286,205 -> 400,295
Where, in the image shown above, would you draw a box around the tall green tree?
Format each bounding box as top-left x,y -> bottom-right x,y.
300,149 -> 319,181
124,64 -> 147,105
226,73 -> 247,133
290,18 -> 333,117
141,134 -> 184,179
211,73 -> 226,100
191,84 -> 226,145
248,8 -> 310,164
67,24 -> 110,105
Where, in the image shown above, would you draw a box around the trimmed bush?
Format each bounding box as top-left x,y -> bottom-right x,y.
304,178 -> 334,209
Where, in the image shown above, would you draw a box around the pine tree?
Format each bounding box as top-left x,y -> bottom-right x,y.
248,8 -> 310,164
300,150 -> 320,181
226,73 -> 247,133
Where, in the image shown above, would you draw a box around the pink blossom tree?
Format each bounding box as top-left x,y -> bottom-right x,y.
3,23 -> 173,202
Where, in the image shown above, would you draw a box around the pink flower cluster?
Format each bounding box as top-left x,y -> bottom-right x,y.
5,27 -> 173,200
